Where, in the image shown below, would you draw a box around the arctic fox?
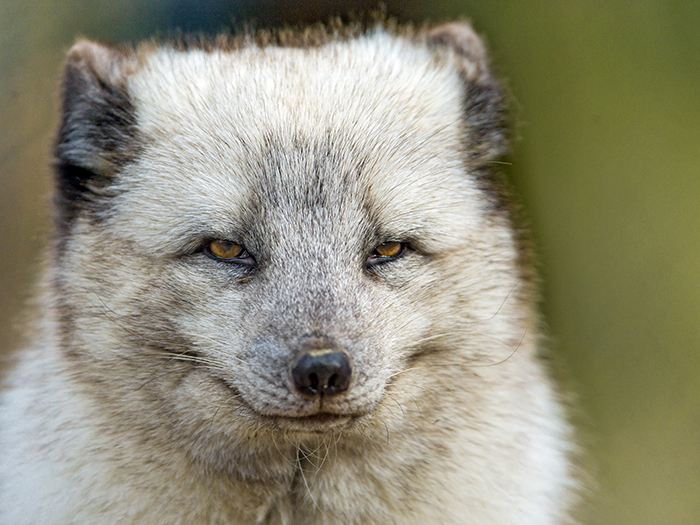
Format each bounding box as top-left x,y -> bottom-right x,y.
0,21 -> 577,524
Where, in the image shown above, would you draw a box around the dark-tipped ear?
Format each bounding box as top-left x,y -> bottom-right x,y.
427,22 -> 509,164
427,22 -> 489,81
54,40 -> 140,232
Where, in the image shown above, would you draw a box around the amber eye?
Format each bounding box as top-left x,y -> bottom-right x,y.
375,241 -> 403,257
208,240 -> 244,260
367,241 -> 405,268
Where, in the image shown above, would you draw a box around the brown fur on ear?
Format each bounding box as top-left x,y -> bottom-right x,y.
426,22 -> 489,81
66,40 -> 137,87
56,40 -> 140,172
54,40 -> 141,237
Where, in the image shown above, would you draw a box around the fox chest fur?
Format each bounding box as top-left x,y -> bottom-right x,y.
0,22 -> 577,524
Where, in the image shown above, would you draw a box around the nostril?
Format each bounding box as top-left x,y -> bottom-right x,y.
308,372 -> 319,391
328,373 -> 339,389
292,350 -> 352,396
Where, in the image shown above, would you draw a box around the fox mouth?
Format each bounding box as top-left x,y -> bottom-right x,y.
261,412 -> 358,434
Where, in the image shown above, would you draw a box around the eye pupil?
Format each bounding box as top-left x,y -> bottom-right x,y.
375,241 -> 402,258
209,240 -> 243,259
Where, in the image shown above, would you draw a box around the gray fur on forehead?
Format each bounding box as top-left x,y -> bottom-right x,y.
247,125 -> 369,194
232,131 -> 374,251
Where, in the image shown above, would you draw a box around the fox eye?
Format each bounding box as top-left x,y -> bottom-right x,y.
206,240 -> 255,266
209,240 -> 243,259
367,241 -> 405,267
375,241 -> 403,257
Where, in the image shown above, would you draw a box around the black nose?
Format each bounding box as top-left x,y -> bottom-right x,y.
292,349 -> 352,396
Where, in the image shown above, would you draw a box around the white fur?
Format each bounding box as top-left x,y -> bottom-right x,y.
0,27 -> 578,524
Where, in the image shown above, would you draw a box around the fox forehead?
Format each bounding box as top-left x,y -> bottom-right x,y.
129,32 -> 463,144
116,31 -> 483,247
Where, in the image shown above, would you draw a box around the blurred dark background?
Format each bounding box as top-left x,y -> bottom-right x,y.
2,1 -> 699,523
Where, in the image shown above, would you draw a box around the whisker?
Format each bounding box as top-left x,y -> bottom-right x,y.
480,278 -> 522,321
296,448 -> 322,513
271,434 -> 297,467
473,328 -> 528,368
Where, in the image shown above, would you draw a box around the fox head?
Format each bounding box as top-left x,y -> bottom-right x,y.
51,23 -> 535,470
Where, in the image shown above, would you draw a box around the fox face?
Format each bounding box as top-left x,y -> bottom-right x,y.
53,25 -> 526,452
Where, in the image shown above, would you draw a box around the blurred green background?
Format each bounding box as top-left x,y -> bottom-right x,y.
1,1 -> 699,523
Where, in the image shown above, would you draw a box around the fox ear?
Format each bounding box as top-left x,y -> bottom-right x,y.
427,22 -> 509,164
54,40 -> 140,232
427,22 -> 489,81
56,40 -> 139,173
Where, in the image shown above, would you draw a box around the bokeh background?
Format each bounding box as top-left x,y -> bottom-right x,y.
1,1 -> 699,523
